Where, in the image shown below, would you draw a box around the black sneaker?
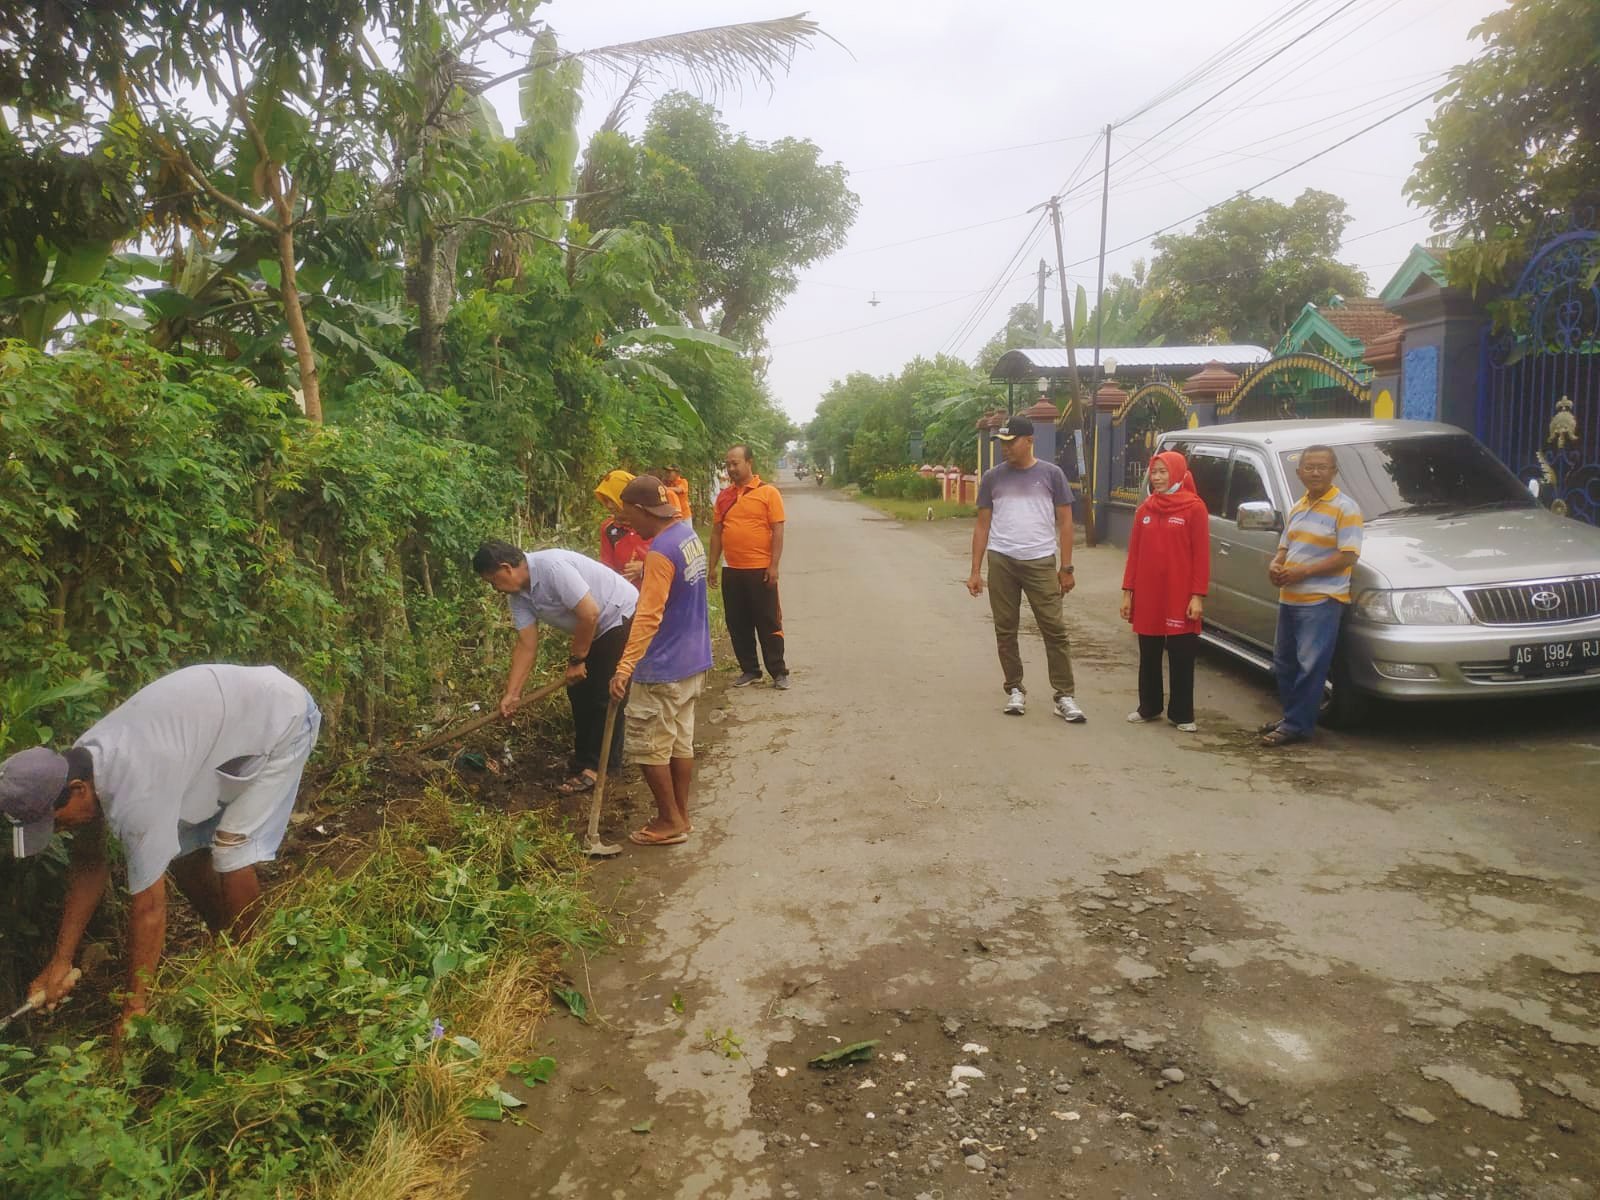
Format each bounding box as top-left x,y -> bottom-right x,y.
732,671 -> 762,688
772,675 -> 791,691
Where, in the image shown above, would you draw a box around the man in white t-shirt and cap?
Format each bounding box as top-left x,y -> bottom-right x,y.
474,539 -> 639,795
965,414 -> 1087,723
0,664 -> 321,1024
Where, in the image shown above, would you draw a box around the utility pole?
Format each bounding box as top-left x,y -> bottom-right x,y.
1040,194 -> 1091,544
1091,125 -> 1113,382
1036,258 -> 1049,346
1083,123 -> 1114,549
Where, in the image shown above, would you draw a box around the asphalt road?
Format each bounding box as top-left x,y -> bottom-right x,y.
469,487 -> 1600,1200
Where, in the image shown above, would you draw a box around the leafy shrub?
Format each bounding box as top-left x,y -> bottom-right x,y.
0,792 -> 602,1199
867,467 -> 941,500
0,1041 -> 173,1198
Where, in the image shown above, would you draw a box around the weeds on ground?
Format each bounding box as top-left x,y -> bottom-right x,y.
0,788 -> 604,1199
859,496 -> 977,522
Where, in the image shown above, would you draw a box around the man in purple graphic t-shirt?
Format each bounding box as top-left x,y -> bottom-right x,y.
610,475 -> 713,847
966,414 -> 1086,724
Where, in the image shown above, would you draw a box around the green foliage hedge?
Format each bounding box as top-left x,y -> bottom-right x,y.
865,467 -> 941,500
0,333 -> 515,744
0,795 -> 602,1199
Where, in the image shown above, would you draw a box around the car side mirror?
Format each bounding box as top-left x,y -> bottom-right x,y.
1236,501 -> 1283,532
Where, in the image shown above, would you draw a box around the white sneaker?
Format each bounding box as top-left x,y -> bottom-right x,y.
1054,696 -> 1087,723
1174,721 -> 1198,733
1003,688 -> 1026,716
1127,710 -> 1157,723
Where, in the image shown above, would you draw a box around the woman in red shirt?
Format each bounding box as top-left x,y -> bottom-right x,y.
1120,450 -> 1210,731
595,470 -> 652,583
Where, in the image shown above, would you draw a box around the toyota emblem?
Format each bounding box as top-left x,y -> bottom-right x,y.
1530,589 -> 1563,612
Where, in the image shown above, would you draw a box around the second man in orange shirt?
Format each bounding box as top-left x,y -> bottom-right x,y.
708,444 -> 789,690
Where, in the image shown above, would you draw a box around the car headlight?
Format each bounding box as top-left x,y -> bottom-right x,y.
1355,588 -> 1471,626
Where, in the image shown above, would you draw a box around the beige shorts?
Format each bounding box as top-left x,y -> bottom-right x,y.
626,673 -> 706,765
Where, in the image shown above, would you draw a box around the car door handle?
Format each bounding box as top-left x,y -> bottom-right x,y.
1217,542 -> 1231,557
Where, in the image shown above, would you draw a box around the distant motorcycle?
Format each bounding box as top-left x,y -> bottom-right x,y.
814,471 -> 824,487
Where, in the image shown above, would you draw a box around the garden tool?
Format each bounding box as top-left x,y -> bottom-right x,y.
0,968 -> 81,1033
412,677 -> 568,755
582,699 -> 623,857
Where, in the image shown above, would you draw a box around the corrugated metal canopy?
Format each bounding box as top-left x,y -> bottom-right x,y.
990,344 -> 1271,381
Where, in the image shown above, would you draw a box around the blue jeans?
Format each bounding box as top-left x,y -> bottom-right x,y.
1273,600 -> 1344,737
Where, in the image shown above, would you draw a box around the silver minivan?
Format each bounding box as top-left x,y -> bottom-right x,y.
1154,419 -> 1600,725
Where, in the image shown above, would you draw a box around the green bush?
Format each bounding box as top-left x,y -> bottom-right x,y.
866,467 -> 941,500
0,794 -> 603,1199
0,334 -> 515,746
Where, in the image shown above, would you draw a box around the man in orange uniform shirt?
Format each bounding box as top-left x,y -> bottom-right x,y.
708,444 -> 789,690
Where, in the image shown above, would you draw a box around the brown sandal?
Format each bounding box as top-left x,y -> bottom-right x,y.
1260,729 -> 1308,747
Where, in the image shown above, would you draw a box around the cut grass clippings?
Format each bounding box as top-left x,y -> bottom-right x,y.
858,495 -> 977,522
0,786 -> 604,1200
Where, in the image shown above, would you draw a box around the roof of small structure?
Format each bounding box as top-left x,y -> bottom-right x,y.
1365,325 -> 1405,369
990,345 -> 1270,381
1378,244 -> 1450,304
1320,298 -> 1404,345
1279,297 -> 1405,359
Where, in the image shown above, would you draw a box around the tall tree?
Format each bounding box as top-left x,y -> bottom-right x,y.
0,4 -> 834,411
1406,0 -> 1600,288
584,93 -> 858,344
1145,189 -> 1366,347
1083,260 -> 1165,348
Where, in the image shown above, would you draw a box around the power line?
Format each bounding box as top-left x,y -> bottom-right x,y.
1077,74 -> 1445,205
941,216 -> 1049,357
1342,212 -> 1433,245
772,289 -> 994,349
851,130 -> 1102,174
1117,0 -> 1326,125
1062,91 -> 1437,271
1115,0 -> 1368,154
834,211 -> 1033,259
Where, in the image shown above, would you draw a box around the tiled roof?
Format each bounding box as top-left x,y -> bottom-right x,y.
1319,298 -> 1404,346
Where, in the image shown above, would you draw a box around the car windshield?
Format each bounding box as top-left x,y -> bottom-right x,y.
1278,435 -> 1536,521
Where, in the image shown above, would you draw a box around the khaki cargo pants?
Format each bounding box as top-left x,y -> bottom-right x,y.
987,551 -> 1076,699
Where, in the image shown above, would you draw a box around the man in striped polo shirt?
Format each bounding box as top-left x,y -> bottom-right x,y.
1261,445 -> 1363,746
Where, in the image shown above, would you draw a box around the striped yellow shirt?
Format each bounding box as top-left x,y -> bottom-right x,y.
1278,485 -> 1363,605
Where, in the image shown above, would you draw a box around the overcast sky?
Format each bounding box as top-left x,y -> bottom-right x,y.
481,0 -> 1502,423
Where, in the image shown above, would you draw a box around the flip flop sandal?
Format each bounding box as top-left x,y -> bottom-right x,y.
629,828 -> 688,846
1260,729 -> 1308,747
557,774 -> 597,795
1257,721 -> 1284,735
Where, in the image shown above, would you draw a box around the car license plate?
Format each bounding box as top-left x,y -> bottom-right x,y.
1509,638 -> 1600,677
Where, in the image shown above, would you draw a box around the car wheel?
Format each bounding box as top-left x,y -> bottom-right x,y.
1319,651 -> 1369,730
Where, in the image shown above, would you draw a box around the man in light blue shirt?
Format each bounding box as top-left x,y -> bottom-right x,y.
475,541 -> 638,794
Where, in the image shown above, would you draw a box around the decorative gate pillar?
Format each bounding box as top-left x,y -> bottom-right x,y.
1026,397 -> 1060,465
1094,380 -> 1129,518
1181,361 -> 1239,427
975,410 -> 1005,474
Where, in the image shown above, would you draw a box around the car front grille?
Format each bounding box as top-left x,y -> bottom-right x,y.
1462,575 -> 1600,625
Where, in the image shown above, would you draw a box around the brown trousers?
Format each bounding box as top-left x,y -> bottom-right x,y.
987,551 -> 1077,698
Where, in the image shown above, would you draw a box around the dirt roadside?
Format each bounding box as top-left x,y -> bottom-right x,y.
466,488 -> 1600,1200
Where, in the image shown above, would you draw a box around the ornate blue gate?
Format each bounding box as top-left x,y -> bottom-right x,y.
1480,212 -> 1600,524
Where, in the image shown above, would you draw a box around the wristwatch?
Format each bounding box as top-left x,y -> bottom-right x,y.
568,654 -> 587,666
1061,564 -> 1075,575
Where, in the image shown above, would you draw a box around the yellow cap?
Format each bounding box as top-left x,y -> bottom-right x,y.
594,469 -> 635,508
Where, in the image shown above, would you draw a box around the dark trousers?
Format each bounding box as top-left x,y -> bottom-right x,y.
1136,633 -> 1199,724
569,620 -> 630,773
722,567 -> 787,678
